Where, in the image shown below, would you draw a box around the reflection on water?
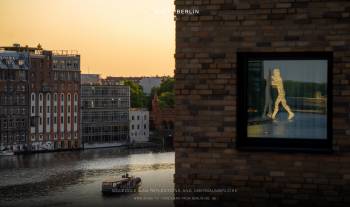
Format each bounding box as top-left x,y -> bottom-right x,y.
0,148 -> 175,207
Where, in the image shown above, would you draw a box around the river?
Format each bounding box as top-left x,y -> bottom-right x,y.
0,148 -> 175,207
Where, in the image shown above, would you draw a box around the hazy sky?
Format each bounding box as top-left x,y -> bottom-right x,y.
0,0 -> 175,77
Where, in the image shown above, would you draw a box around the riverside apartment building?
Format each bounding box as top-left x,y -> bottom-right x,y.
0,48 -> 30,152
1,44 -> 81,152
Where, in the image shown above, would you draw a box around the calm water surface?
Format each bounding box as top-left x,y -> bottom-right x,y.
0,148 -> 175,207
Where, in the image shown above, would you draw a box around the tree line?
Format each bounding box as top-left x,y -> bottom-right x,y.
123,78 -> 175,110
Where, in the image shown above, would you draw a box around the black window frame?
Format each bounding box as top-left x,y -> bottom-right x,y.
237,52 -> 333,152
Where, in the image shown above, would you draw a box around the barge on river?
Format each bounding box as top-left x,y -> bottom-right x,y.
102,174 -> 141,195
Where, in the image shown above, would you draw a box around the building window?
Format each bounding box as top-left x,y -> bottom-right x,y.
132,125 -> 134,130
31,93 -> 35,101
61,94 -> 64,102
61,116 -> 64,124
137,116 -> 139,120
67,94 -> 71,102
47,117 -> 50,125
237,52 -> 332,151
47,106 -> 50,113
74,93 -> 78,102
54,93 -> 57,102
54,117 -> 57,124
47,94 -> 50,102
31,106 -> 35,114
68,116 -> 71,124
74,116 -> 77,124
144,124 -> 146,129
132,116 -> 134,120
39,93 -> 43,101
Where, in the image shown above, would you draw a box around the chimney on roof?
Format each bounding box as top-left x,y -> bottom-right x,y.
13,43 -> 20,47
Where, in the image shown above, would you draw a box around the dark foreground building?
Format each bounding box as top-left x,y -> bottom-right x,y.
175,1 -> 350,206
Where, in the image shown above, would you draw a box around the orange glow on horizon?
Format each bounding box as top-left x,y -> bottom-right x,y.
0,0 -> 175,77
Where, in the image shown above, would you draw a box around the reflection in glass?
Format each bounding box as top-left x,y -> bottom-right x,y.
247,60 -> 328,139
271,68 -> 294,120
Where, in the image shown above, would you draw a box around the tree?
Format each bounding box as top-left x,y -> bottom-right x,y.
123,80 -> 146,108
158,91 -> 175,109
150,78 -> 175,109
150,78 -> 175,97
158,78 -> 174,95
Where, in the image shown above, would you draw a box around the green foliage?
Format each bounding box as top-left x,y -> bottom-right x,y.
158,91 -> 175,109
150,78 -> 175,109
150,78 -> 174,96
123,80 -> 147,108
123,78 -> 175,109
158,78 -> 174,95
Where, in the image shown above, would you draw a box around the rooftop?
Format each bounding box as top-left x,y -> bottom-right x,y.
130,108 -> 148,111
52,50 -> 80,57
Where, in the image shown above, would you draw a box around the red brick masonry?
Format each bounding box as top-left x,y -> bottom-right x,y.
151,95 -> 175,131
174,0 -> 350,206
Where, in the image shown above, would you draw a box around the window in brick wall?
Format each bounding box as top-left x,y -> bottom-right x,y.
237,52 -> 332,151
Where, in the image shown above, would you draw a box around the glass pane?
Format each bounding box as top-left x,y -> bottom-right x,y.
247,59 -> 327,139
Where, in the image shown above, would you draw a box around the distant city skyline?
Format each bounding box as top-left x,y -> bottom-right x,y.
0,0 -> 175,77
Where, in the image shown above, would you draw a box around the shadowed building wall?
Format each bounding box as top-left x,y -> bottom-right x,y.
174,0 -> 350,206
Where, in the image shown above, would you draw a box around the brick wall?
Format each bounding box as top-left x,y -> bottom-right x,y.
174,0 -> 350,206
151,95 -> 176,130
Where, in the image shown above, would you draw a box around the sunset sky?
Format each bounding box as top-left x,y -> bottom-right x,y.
0,0 -> 175,77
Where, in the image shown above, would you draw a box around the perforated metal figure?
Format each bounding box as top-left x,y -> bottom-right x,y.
271,68 -> 295,120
